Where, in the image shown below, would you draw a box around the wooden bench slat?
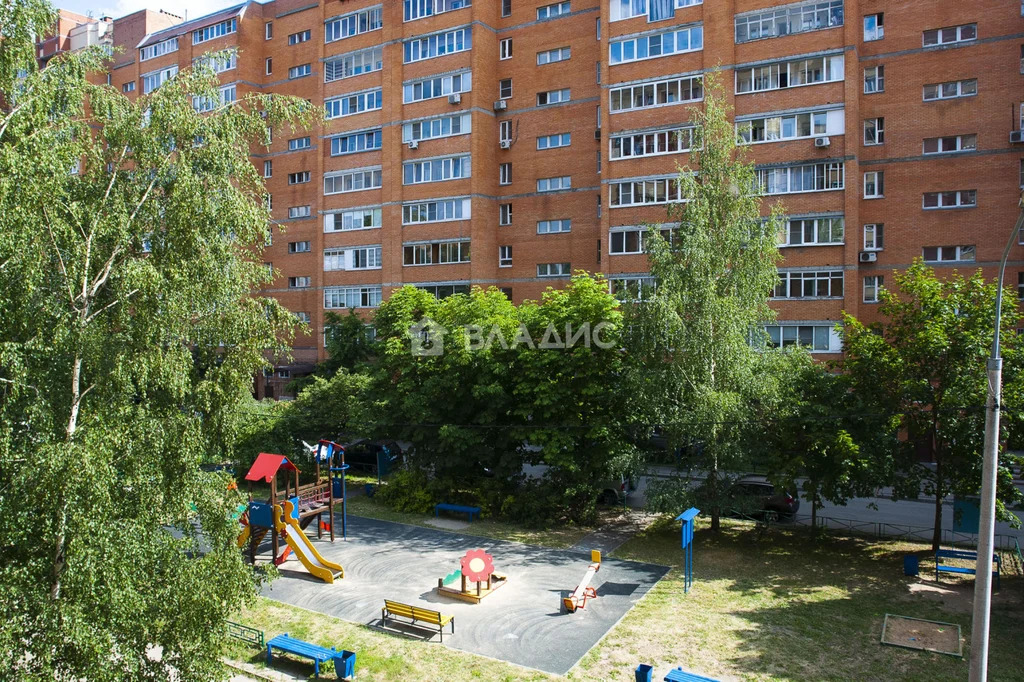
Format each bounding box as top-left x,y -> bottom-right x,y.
382,600 -> 454,641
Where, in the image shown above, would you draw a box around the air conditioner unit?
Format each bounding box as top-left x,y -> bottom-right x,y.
408,140 -> 419,149
493,99 -> 507,111
594,129 -> 601,140
814,136 -> 831,147
1010,130 -> 1024,144
859,251 -> 878,263
448,93 -> 462,104
499,139 -> 512,149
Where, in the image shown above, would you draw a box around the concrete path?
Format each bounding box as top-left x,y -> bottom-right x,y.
570,513 -> 659,556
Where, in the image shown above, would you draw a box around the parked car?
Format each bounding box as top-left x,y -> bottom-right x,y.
340,439 -> 402,473
729,476 -> 800,520
597,476 -> 636,506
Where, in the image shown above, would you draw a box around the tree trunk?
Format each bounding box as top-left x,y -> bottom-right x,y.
52,354 -> 82,601
709,455 -> 720,532
931,452 -> 943,552
810,488 -> 818,534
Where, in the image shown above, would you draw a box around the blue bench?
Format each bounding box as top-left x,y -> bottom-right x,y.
935,549 -> 1001,588
665,667 -> 721,682
266,633 -> 355,679
435,502 -> 480,522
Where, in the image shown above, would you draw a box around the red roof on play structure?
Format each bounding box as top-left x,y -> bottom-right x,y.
244,453 -> 298,482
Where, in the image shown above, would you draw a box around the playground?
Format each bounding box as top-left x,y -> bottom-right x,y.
257,514 -> 669,675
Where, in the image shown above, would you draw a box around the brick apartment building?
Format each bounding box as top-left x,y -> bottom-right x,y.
41,0 -> 1024,398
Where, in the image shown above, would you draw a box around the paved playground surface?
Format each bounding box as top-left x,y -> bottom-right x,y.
259,515 -> 670,675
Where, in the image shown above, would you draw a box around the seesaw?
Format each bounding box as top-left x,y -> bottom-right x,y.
563,550 -> 601,613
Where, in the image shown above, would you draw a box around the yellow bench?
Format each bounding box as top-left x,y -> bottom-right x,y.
382,599 -> 454,642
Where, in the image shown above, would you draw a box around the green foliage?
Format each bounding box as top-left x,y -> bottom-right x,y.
843,260 -> 1024,548
374,468 -> 435,514
0,7 -> 317,678
625,74 -> 783,529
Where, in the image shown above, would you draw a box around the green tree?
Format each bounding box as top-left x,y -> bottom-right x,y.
0,6 -> 316,678
626,75 -> 783,530
843,260 -> 1024,549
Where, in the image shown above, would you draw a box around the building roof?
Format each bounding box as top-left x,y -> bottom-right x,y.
137,2 -> 248,49
244,452 -> 298,482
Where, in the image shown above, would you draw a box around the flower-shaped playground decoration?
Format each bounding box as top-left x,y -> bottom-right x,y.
460,549 -> 495,583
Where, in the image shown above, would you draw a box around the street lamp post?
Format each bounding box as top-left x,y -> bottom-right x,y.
969,196 -> 1024,682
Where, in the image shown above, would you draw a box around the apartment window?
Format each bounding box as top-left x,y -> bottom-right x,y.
538,2 -> 571,20
289,137 -> 312,151
323,167 -> 383,195
324,207 -> 383,232
923,190 -> 977,209
500,38 -> 513,59
289,30 -> 311,45
266,195 -> 272,210
779,216 -> 844,247
140,37 -> 178,61
499,203 -> 512,225
263,161 -> 272,178
502,0 -> 512,16
288,241 -> 311,253
403,71 -> 471,103
289,64 -> 312,79
609,74 -> 703,113
265,22 -> 273,40
773,270 -> 844,299
265,58 -> 273,75
404,27 -> 472,63
277,369 -> 290,379
326,6 -> 383,42
610,25 -> 703,65
141,65 -> 177,94
499,163 -> 512,185
610,276 -> 656,302
611,176 -> 685,206
863,276 -> 883,303
736,54 -> 843,94
923,23 -> 976,47
864,65 -> 884,93
923,134 -> 977,154
923,79 -> 977,101
288,171 -> 311,185
499,120 -> 512,143
122,81 -> 135,93
193,84 -> 236,113
402,197 -> 471,224
610,126 -> 696,160
537,88 -> 570,106
735,1 -> 844,43
537,133 -> 571,150
295,312 -> 311,324
330,129 -> 383,156
193,18 -> 237,45
538,219 -> 571,234
402,240 -> 470,265
403,155 -> 472,184
737,107 -> 841,144
537,262 -> 571,277
610,0 -> 702,22
923,245 -> 975,263
863,13 -> 883,41
325,246 -> 382,270
863,171 -> 884,198
404,0 -> 472,22
325,46 -> 384,82
326,89 -> 383,119
289,276 -> 311,289
402,112 -> 471,142
764,324 -> 835,351
537,176 -> 571,192
288,206 -> 312,219
864,118 -> 884,145
1019,272 -> 1024,300
499,79 -> 513,99
324,286 -> 382,309
499,246 -> 512,267
756,162 -> 845,195
863,223 -> 884,250
537,47 -> 571,65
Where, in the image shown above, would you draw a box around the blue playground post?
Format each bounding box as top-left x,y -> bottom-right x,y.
675,508 -> 700,594
330,463 -> 349,540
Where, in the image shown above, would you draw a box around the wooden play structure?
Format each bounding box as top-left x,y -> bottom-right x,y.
563,550 -> 601,613
237,449 -> 344,583
436,549 -> 507,603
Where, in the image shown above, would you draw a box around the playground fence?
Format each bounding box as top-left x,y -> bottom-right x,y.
226,621 -> 264,648
784,514 -> 1020,554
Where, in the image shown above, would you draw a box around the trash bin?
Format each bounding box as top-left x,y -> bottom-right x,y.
635,663 -> 653,682
904,555 -> 919,576
334,650 -> 356,680
364,483 -> 375,498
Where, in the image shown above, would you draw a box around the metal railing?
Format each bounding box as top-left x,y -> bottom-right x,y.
226,621 -> 264,648
786,514 -> 1019,553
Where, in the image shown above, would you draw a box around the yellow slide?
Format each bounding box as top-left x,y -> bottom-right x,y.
273,500 -> 344,584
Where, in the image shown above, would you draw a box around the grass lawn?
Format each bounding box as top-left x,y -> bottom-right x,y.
228,514 -> 1023,681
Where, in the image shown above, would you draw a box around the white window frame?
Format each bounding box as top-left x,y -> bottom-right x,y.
401,197 -> 472,225
288,206 -> 312,219
537,88 -> 571,106
735,54 -> 844,95
778,216 -> 844,247
402,155 -> 472,184
763,324 -> 839,352
923,190 -> 977,210
325,46 -> 383,83
140,37 -> 178,62
500,38 -> 513,60
755,162 -> 845,196
288,240 -> 311,253
537,219 -> 571,234
289,137 -> 312,151
773,270 -> 845,299
609,74 -> 703,113
923,79 -> 977,101
324,206 -> 383,233
289,64 -> 312,80
403,70 -> 472,103
734,0 -> 844,44
610,126 -> 696,160
141,65 -> 178,94
737,107 -> 843,144
263,160 -> 272,178
499,245 -> 512,267
330,129 -> 383,156
863,276 -> 883,303
404,0 -> 473,23
537,1 -> 571,21
499,162 -> 512,185
537,46 -> 571,65
326,89 -> 383,119
537,262 -> 571,277
288,276 -> 312,289
402,112 -> 472,142
610,176 -> 686,206
326,6 -> 383,43
537,133 -> 571,150
863,118 -> 884,146
863,223 -> 883,250
922,134 -> 977,155
193,18 -> 237,45
537,176 -> 571,192
609,25 -> 703,66
324,286 -> 382,309
863,13 -> 883,41
863,65 -> 884,94
863,171 -> 884,199
288,171 -> 311,185
404,26 -> 472,63
323,167 -> 383,195
923,23 -> 977,47
288,29 -> 311,45
922,245 -> 975,263
499,203 -> 512,225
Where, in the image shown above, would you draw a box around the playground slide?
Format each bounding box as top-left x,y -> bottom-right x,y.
274,501 -> 344,584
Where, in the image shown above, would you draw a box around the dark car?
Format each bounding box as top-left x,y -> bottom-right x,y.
341,439 -> 402,473
729,477 -> 800,520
